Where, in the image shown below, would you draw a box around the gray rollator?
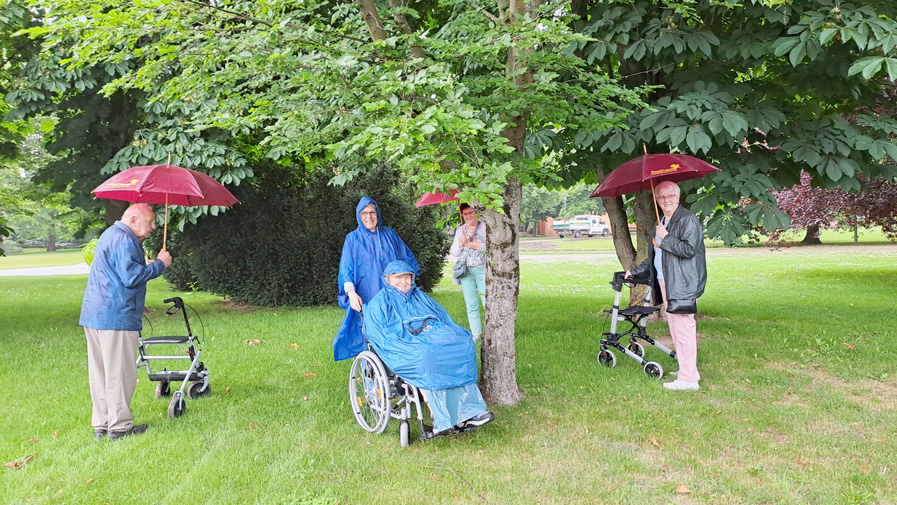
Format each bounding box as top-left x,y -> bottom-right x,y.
597,271 -> 676,379
137,297 -> 210,418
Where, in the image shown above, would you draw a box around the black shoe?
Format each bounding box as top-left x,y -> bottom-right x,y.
108,423 -> 148,440
420,424 -> 456,440
94,429 -> 107,441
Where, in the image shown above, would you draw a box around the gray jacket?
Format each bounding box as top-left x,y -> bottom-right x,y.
630,205 -> 707,302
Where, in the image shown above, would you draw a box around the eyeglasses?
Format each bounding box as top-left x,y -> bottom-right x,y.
360,211 -> 377,217
462,212 -> 476,217
655,194 -> 678,201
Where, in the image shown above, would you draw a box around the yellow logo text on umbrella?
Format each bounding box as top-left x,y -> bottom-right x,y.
107,179 -> 140,188
650,164 -> 680,176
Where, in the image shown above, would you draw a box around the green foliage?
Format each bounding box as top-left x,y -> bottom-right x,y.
566,0 -> 897,243
11,0 -> 644,210
81,237 -> 97,266
152,165 -> 449,306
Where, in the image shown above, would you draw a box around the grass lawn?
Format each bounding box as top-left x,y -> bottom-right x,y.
2,246 -> 896,504
0,248 -> 85,270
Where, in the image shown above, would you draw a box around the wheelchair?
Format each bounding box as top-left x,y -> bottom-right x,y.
349,346 -> 428,447
597,271 -> 675,379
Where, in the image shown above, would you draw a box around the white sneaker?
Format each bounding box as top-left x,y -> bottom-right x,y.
669,371 -> 701,381
663,380 -> 700,391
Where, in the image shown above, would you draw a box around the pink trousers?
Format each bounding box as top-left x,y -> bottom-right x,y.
658,280 -> 699,383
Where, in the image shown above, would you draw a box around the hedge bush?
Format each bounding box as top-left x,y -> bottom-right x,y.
151,166 -> 449,306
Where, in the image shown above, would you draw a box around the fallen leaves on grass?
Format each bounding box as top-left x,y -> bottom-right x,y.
676,484 -> 693,494
245,339 -> 265,346
302,396 -> 308,401
842,342 -> 856,350
793,457 -> 808,466
86,479 -> 94,484
290,343 -> 299,349
247,423 -> 257,430
649,437 -> 663,449
52,431 -> 58,438
225,387 -> 231,393
5,454 -> 34,469
303,373 -> 316,378
430,473 -> 439,481
28,439 -> 38,444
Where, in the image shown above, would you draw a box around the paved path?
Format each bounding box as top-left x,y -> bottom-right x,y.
0,263 -> 89,276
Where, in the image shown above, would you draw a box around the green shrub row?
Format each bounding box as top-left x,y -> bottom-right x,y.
150,166 -> 449,306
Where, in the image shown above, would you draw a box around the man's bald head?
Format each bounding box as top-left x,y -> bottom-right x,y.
121,203 -> 156,241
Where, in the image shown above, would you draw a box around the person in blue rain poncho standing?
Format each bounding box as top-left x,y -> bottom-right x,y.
333,197 -> 421,361
365,260 -> 494,436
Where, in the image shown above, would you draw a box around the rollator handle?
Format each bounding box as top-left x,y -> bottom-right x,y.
164,296 -> 184,315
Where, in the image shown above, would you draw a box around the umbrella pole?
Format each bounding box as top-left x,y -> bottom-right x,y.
162,193 -> 169,252
651,179 -> 661,248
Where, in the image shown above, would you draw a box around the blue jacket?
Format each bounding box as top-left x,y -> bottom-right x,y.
364,261 -> 477,391
80,221 -> 166,331
333,197 -> 420,361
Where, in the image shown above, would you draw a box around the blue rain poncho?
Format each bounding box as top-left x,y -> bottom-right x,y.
364,261 -> 478,391
333,197 -> 421,361
365,261 -> 486,431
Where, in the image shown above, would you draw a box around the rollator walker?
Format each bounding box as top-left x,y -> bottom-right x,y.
597,271 -> 676,378
137,296 -> 211,418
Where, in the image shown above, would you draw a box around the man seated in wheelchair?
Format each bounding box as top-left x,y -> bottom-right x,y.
366,260 -> 494,436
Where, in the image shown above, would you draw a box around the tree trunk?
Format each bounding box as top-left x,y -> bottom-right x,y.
480,179 -> 522,405
46,233 -> 57,252
602,195 -> 636,268
801,224 -> 822,244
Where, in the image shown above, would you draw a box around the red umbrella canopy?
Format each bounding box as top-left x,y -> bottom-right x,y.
415,189 -> 459,208
590,154 -> 720,198
92,164 -> 238,207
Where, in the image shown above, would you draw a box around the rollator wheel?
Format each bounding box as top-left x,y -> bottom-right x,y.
349,351 -> 391,434
168,393 -> 186,419
643,361 -> 663,379
155,381 -> 170,399
597,350 -> 616,368
187,382 -> 211,399
627,342 -> 645,358
400,421 -> 410,448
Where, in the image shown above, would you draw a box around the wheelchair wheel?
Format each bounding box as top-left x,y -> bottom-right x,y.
400,421 -> 410,448
597,350 -> 616,367
627,341 -> 645,358
349,351 -> 390,434
155,380 -> 170,399
643,361 -> 663,379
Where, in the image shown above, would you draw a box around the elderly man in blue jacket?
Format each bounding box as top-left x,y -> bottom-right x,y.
80,203 -> 172,440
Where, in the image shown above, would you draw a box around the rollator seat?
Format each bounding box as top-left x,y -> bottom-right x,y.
618,305 -> 658,317
142,336 -> 192,345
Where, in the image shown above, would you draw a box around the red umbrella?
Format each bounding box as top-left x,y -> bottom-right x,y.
590,152 -> 720,244
414,189 -> 459,208
93,164 -> 240,251
590,153 -> 720,198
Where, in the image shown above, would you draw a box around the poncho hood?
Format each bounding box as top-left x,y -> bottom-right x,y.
355,196 -> 381,232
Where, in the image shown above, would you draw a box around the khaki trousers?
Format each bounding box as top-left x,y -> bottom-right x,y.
84,328 -> 139,432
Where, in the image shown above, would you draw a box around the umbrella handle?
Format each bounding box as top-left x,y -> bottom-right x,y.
651,179 -> 661,248
162,193 -> 169,252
